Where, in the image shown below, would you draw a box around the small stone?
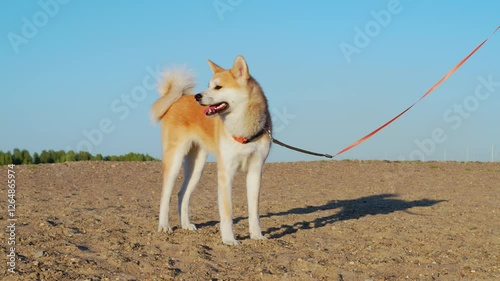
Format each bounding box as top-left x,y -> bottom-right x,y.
34,250 -> 45,258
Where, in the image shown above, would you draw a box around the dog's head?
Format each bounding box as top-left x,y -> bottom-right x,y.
195,56 -> 251,117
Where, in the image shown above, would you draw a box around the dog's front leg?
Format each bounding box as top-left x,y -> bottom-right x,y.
246,156 -> 267,240
217,161 -> 239,245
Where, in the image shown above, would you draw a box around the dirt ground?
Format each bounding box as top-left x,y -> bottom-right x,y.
1,160 -> 499,280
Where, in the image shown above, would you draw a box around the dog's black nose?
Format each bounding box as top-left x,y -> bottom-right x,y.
195,93 -> 202,102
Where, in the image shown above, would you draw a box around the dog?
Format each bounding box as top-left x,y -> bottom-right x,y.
151,56 -> 272,245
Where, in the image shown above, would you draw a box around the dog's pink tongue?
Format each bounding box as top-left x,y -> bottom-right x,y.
203,105 -> 216,115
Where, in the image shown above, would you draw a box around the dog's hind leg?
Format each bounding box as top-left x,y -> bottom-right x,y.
178,145 -> 207,230
158,143 -> 186,233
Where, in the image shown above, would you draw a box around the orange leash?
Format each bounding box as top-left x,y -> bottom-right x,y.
333,26 -> 499,157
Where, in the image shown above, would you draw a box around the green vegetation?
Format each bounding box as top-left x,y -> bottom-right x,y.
428,164 -> 439,169
0,149 -> 158,165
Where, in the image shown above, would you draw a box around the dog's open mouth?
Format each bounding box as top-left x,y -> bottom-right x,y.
204,102 -> 229,116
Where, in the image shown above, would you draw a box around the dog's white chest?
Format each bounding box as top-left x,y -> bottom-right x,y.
219,136 -> 270,171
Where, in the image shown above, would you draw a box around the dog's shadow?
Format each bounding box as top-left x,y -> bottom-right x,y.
262,193 -> 445,239
197,193 -> 445,239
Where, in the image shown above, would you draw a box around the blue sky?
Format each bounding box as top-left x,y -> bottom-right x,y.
1,0 -> 499,162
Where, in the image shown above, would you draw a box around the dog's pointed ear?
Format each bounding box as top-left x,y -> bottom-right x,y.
230,56 -> 249,80
207,59 -> 224,74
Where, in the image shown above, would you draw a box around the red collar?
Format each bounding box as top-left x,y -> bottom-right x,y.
232,129 -> 266,144
233,135 -> 249,144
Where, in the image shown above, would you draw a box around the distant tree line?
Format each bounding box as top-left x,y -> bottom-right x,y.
0,149 -> 158,165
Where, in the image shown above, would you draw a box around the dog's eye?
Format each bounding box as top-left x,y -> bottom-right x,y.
214,85 -> 222,90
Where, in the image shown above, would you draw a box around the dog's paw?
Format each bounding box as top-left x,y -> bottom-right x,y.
158,224 -> 173,233
250,233 -> 268,240
182,223 -> 197,231
222,239 -> 241,246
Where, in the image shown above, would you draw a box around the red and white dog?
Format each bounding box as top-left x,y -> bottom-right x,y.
151,56 -> 271,245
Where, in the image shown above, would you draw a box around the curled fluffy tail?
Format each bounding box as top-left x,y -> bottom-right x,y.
151,68 -> 195,121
